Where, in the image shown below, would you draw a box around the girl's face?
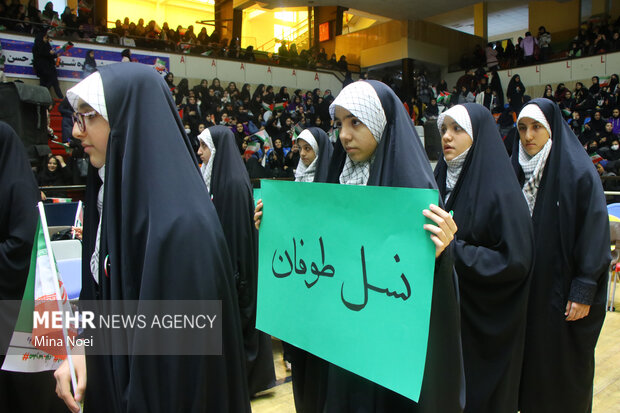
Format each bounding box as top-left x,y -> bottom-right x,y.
274,139 -> 282,149
214,79 -> 220,87
201,80 -> 208,87
236,123 -> 244,133
197,141 -> 211,165
606,123 -> 613,133
334,106 -> 377,163
515,76 -> 520,83
72,99 -> 110,169
440,116 -> 473,161
297,138 -> 316,167
47,157 -> 58,172
595,112 -> 601,120
518,117 -> 550,156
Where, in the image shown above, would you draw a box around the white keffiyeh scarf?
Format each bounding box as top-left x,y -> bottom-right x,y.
329,81 -> 387,186
197,129 -> 216,192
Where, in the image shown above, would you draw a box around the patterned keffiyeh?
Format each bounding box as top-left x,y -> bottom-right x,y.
518,138 -> 552,215
517,104 -> 553,215
445,147 -> 471,201
329,81 -> 387,186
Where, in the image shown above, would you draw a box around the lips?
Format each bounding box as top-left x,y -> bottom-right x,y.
443,145 -> 453,151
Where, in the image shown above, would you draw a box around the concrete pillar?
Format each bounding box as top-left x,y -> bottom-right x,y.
232,7 -> 242,41
474,2 -> 488,41
402,58 -> 414,104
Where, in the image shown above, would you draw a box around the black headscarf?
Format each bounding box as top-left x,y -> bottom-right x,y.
0,121 -> 39,349
78,64 -> 250,412
305,80 -> 465,413
434,104 -> 533,413
304,127 -> 333,183
206,126 -> 276,395
510,98 -> 610,413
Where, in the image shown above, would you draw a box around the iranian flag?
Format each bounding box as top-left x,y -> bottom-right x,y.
599,76 -> 611,87
2,203 -> 79,380
154,58 -> 167,73
244,141 -> 261,159
562,108 -> 572,117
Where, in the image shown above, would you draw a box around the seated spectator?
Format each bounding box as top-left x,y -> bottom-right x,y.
197,27 -> 209,45
593,34 -> 608,54
568,41 -> 582,57
554,83 -> 568,102
278,41 -> 288,57
560,90 -> 576,119
121,30 -> 136,47
599,122 -> 618,148
243,46 -> 256,62
543,89 -> 554,101
337,55 -> 348,72
275,86 -> 290,103
211,78 -> 224,98
37,154 -> 72,199
134,18 -> 146,36
610,107 -> 620,135
40,1 -> 58,24
327,53 -> 337,69
184,25 -> 197,44
611,32 -> 620,52
457,85 -> 475,104
569,111 -> 584,139
317,48 -> 327,64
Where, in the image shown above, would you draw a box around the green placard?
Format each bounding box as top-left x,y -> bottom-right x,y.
253,188 -> 261,208
256,180 -> 438,402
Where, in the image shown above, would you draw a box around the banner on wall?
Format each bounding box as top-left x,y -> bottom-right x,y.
0,33 -> 170,82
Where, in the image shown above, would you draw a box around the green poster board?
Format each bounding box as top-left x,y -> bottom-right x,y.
256,180 -> 438,402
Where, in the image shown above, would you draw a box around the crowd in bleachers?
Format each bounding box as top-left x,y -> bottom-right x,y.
461,15 -> 620,71
0,1 -> 351,71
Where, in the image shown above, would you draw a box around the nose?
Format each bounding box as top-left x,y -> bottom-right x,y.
72,121 -> 86,140
525,127 -> 536,141
442,130 -> 451,143
339,126 -> 351,144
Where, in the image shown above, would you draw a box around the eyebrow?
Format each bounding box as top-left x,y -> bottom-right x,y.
333,114 -> 357,122
78,102 -> 94,111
